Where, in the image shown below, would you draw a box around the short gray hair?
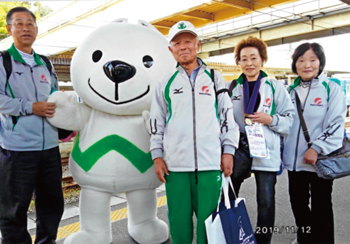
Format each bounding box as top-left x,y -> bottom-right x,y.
169,35 -> 200,48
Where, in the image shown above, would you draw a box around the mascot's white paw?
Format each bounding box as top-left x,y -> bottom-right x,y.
64,230 -> 112,244
47,91 -> 79,129
128,218 -> 169,244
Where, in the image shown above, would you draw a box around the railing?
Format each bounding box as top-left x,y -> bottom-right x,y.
198,0 -> 348,42
48,56 -> 72,65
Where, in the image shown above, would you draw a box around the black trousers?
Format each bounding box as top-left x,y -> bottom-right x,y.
0,147 -> 64,244
288,170 -> 334,244
230,170 -> 277,244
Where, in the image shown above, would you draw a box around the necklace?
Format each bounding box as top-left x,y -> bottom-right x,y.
300,80 -> 311,88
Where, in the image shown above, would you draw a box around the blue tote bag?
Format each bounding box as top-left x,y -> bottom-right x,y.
205,174 -> 257,244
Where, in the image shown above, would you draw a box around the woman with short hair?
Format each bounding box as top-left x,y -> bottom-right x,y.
226,36 -> 294,244
283,42 -> 346,244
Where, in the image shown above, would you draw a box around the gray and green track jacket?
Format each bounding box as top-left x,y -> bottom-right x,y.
0,44 -> 59,151
283,73 -> 346,172
150,62 -> 239,172
227,71 -> 294,172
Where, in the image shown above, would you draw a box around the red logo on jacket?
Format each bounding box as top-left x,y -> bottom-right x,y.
265,98 -> 271,106
41,75 -> 47,81
201,86 -> 209,93
314,97 -> 322,105
199,86 -> 211,96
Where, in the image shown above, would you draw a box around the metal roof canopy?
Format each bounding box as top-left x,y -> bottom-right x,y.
51,0 -> 298,58
2,0 -> 347,80
150,0 -> 298,35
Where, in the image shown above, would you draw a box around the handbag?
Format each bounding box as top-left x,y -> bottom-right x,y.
295,94 -> 350,179
205,173 -> 257,244
229,80 -> 252,182
232,133 -> 252,182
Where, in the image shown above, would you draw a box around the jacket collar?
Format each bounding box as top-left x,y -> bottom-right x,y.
176,57 -> 207,73
7,43 -> 44,66
235,70 -> 268,85
289,73 -> 327,92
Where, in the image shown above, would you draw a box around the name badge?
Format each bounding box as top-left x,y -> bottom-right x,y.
244,123 -> 267,158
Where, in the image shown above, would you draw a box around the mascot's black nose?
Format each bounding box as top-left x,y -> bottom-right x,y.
103,60 -> 136,84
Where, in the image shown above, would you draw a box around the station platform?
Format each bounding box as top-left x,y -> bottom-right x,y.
1,171 -> 350,244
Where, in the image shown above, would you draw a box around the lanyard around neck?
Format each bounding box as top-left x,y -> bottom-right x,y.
243,73 -> 262,114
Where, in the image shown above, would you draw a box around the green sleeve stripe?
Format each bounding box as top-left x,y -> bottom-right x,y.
204,69 -> 211,79
271,99 -> 275,115
11,116 -> 19,131
7,83 -> 19,130
265,80 -> 275,94
322,81 -> 330,101
265,80 -> 276,115
204,69 -> 219,122
7,83 -> 15,99
165,71 -> 179,124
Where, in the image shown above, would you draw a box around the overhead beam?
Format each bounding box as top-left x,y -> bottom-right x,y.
182,10 -> 214,21
151,0 -> 298,35
200,8 -> 350,56
213,0 -> 253,10
152,24 -> 172,29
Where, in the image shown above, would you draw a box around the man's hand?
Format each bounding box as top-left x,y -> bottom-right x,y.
154,158 -> 169,183
221,153 -> 233,177
303,148 -> 318,166
33,102 -> 56,117
249,112 -> 273,125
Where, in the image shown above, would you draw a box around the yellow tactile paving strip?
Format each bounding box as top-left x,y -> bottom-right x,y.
30,195 -> 167,242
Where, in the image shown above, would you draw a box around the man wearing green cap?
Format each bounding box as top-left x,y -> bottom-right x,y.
150,20 -> 239,244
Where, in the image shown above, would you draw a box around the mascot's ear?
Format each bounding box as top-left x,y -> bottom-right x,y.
111,18 -> 128,23
137,20 -> 158,31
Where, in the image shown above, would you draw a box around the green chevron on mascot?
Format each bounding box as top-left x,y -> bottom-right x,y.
48,18 -> 176,244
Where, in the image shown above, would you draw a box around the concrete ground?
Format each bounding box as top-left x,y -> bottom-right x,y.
1,170 -> 350,244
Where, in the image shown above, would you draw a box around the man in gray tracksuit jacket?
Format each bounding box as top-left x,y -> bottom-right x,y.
150,21 -> 239,244
0,7 -> 63,244
150,60 -> 239,172
0,44 -> 59,150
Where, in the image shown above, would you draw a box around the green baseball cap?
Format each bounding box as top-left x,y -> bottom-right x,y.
168,21 -> 198,43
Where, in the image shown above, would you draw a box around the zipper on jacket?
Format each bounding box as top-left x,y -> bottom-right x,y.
191,81 -> 198,180
187,68 -> 200,183
292,84 -> 312,171
30,66 -> 45,150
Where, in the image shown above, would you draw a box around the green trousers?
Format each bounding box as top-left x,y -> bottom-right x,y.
165,170 -> 222,244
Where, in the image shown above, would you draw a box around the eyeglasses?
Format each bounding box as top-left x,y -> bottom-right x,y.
8,21 -> 37,30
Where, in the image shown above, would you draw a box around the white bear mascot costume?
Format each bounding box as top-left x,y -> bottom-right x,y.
48,19 -> 176,244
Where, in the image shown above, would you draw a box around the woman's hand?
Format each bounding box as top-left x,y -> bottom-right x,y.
249,112 -> 273,125
303,148 -> 318,166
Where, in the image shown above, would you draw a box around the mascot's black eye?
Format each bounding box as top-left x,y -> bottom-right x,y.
92,50 -> 102,63
143,55 -> 153,68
